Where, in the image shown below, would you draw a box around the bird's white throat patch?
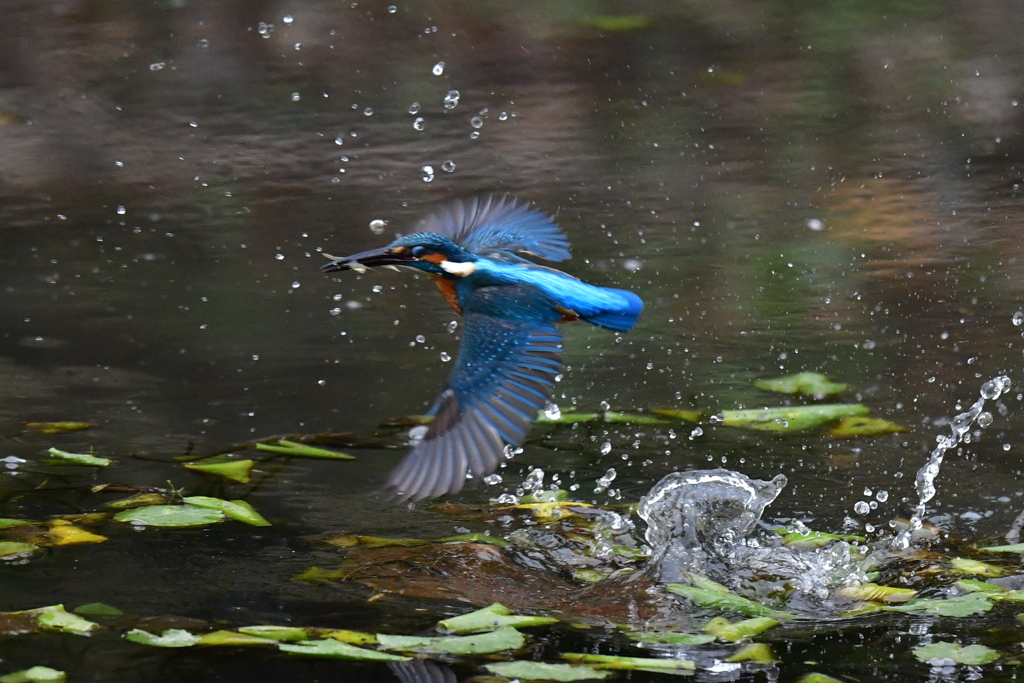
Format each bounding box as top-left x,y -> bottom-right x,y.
439,260 -> 477,277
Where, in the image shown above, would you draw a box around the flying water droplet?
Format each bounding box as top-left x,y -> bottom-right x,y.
543,403 -> 561,420
282,15 -> 293,23
594,468 -> 617,494
432,61 -> 445,76
441,160 -> 456,172
447,320 -> 458,332
149,62 -> 166,71
440,351 -> 451,362
412,117 -> 425,131
408,102 -> 420,114
1013,311 -> 1024,326
369,219 -> 386,234
415,334 -> 426,344
470,116 -> 483,129
334,136 -> 344,145
363,107 -> 373,116
387,5 -> 397,13
443,90 -> 460,109
116,205 -> 126,215
600,442 -> 612,455
421,165 -> 435,182
853,501 -> 870,515
291,92 -> 300,102
483,474 -> 502,485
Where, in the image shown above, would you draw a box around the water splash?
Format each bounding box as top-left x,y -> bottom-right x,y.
892,375 -> 1011,549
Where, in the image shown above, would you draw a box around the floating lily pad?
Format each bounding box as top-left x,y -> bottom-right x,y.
0,666 -> 66,683
114,505 -> 224,528
955,580 -> 1024,602
485,660 -> 610,681
0,541 -> 39,560
437,603 -> 558,635
949,557 -> 1006,577
666,583 -> 795,619
106,493 -> 170,510
33,605 -> 98,635
562,653 -> 695,673
378,626 -> 525,654
46,520 -> 107,546
125,628 -> 201,647
887,591 -> 992,617
721,404 -> 870,432
755,372 -> 847,398
198,630 -> 278,647
836,583 -> 917,603
237,625 -> 310,642
826,416 -> 906,437
22,422 -> 95,435
45,447 -> 110,467
980,543 -> 1024,553
184,458 -> 253,483
704,616 -> 779,642
912,642 -> 999,665
325,629 -> 377,645
727,642 -> 778,663
279,639 -> 409,661
73,603 -> 122,617
626,630 -> 715,645
254,439 -> 354,460
181,496 -> 270,527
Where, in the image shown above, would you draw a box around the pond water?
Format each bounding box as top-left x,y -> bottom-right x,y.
3,1 -> 1024,681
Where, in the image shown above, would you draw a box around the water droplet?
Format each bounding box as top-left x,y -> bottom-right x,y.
372,285 -> 383,293
421,165 -> 435,182
543,403 -> 561,420
275,253 -> 284,260
408,102 -> 420,114
806,218 -> 823,231
1005,443 -> 1012,451
363,107 -> 373,116
594,468 -> 617,493
387,5 -> 397,13
469,131 -> 480,139
483,474 -> 502,485
447,320 -> 458,332
412,117 -> 425,131
441,160 -> 456,172
600,442 -> 612,455
116,205 -> 126,215
291,92 -> 300,102
415,334 -> 426,344
149,62 -> 166,71
876,490 -> 889,502
334,136 -> 344,145
333,294 -> 343,301
853,501 -> 870,515
498,111 -> 508,121
283,15 -> 293,23
440,351 -> 451,362
291,281 -> 300,289
976,411 -> 993,428
432,61 -> 445,76
443,90 -> 460,109
329,308 -> 341,316
623,258 -> 642,272
862,339 -> 876,350
369,219 -> 386,234
198,38 -> 210,48
1014,311 -> 1024,326
689,426 -> 703,440
470,115 -> 483,129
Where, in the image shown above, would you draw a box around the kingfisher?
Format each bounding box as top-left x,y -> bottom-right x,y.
322,196 -> 643,502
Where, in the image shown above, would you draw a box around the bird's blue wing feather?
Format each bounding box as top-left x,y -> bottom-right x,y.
385,311 -> 563,501
413,195 -> 572,262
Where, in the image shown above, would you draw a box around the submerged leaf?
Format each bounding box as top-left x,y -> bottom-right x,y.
377,626 -> 525,654
293,567 -> 346,582
321,534 -> 428,549
279,639 -> 409,661
721,404 -> 870,432
727,642 -> 778,663
254,440 -> 354,460
626,630 -> 715,645
22,422 -> 95,435
181,497 -> 271,527
704,616 -> 779,642
184,458 -> 253,483
562,653 -> 695,672
755,372 -> 847,398
0,666 -> 66,683
912,642 -> 999,665
125,628 -> 201,647
485,661 -> 610,681
437,603 -> 558,635
45,448 -> 110,467
666,583 -> 795,619
113,505 -> 224,528
826,416 -> 906,438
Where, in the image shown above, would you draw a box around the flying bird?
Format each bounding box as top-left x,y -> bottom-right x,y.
322,196 -> 643,501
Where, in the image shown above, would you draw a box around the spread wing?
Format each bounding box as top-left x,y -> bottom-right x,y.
386,312 -> 563,502
413,195 -> 572,262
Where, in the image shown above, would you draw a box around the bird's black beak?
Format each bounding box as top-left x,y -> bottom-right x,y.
321,246 -> 417,274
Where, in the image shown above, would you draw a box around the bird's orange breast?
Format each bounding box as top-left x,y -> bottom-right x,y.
431,275 -> 463,315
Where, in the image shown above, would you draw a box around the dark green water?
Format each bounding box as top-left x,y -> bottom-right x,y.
3,1 -> 1024,680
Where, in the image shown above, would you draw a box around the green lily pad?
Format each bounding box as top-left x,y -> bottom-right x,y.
562,653 -> 695,672
181,496 -> 270,527
45,447 -> 110,467
721,404 -> 870,432
324,629 -> 377,645
826,416 -> 906,437
0,541 -> 39,560
955,580 -> 1024,602
378,626 -> 525,654
886,591 -> 992,617
279,639 -> 409,661
980,543 -> 1024,553
666,582 -> 795,619
727,642 -> 778,663
912,642 -> 999,665
704,616 -> 779,642
125,628 -> 201,647
73,603 -> 122,617
437,603 -> 558,635
237,625 -> 310,642
254,440 -> 354,460
626,631 -> 716,645
836,583 -> 917,603
755,372 -> 848,398
485,660 -> 610,681
32,605 -> 98,635
114,505 -> 225,528
22,422 -> 95,435
0,666 -> 66,683
197,630 -> 278,646
949,557 -> 1006,576
184,458 -> 253,483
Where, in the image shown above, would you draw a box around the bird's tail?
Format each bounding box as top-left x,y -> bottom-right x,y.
582,288 -> 644,332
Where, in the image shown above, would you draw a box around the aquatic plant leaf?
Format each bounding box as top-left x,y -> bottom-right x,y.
535,412 -> 600,424
197,630 -> 278,646
22,422 -> 95,435
437,603 -> 558,634
0,666 -> 66,683
254,440 -> 354,460
32,605 -> 97,635
73,603 -> 122,616
912,642 -> 999,665
520,490 -> 569,503
279,639 -> 409,661
321,534 -> 428,548
626,631 -> 715,645
980,543 -> 1024,553
46,520 -> 107,546
436,532 -> 510,547
602,411 -> 669,425
378,626 -> 525,654
0,519 -> 34,528
183,458 -> 253,483
777,530 -> 865,547
754,372 -> 847,398
562,653 -> 695,672
0,541 -> 39,559
106,493 -> 170,510
650,408 -> 703,423
509,502 -> 595,523
836,583 -> 917,603
324,629 -> 377,645
181,496 -> 271,527
721,404 -> 869,432
887,591 -> 992,617
485,660 -> 610,681
727,642 -> 778,663
704,616 -> 779,642
237,625 -> 310,642
949,557 -> 1006,576
955,580 -> 1024,601
795,675 -> 845,683
580,14 -> 650,32
826,416 -> 906,437
293,567 -> 346,581
113,505 -> 224,528
666,583 -> 795,619
125,628 -> 201,647
45,448 -> 110,467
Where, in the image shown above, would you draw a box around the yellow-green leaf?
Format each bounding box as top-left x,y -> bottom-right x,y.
721,404 -> 870,432
437,603 -> 557,635
23,422 -> 95,435
254,440 -> 354,460
485,661 -> 610,681
755,372 -> 848,398
184,458 -> 253,483
727,643 -> 778,663
182,496 -> 270,527
827,416 -> 907,438
704,616 -> 779,642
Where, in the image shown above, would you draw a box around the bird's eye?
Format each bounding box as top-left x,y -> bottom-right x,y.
410,246 -> 427,258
